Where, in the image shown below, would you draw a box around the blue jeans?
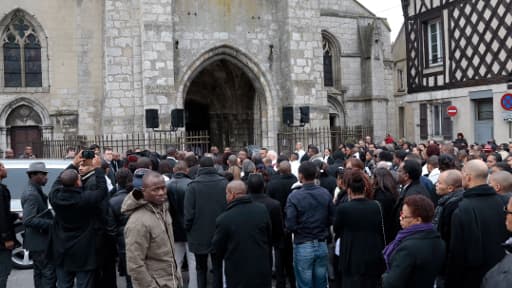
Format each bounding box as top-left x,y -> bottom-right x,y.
0,250 -> 12,288
56,267 -> 94,288
293,240 -> 328,288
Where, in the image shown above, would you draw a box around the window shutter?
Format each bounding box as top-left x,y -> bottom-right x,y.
420,103 -> 428,139
442,101 -> 453,140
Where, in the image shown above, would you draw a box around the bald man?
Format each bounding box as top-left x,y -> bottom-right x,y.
434,170 -> 464,240
446,160 -> 509,288
49,169 -> 106,288
488,171 -> 512,202
212,180 -> 272,288
433,170 -> 464,287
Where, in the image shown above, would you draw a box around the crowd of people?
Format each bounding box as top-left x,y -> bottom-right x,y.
0,134 -> 511,288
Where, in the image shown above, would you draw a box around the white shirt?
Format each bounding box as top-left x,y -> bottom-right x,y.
428,168 -> 440,185
290,160 -> 300,178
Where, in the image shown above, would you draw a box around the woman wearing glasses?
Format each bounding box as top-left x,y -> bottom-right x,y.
382,195 -> 445,288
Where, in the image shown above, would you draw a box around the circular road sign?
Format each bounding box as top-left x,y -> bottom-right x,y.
501,93 -> 512,111
447,105 -> 458,117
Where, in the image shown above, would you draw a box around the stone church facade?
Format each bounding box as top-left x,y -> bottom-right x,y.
0,0 -> 393,154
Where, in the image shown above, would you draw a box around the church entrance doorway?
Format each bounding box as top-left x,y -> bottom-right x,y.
10,126 -> 42,157
5,104 -> 44,157
185,58 -> 266,151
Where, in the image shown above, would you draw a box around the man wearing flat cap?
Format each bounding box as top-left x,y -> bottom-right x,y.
21,161 -> 56,288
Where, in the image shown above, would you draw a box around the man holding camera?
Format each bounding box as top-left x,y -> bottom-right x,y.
67,150 -> 117,287
48,165 -> 108,288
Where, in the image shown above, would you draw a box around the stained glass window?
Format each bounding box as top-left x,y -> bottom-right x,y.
2,13 -> 42,87
3,33 -> 21,87
323,38 -> 334,87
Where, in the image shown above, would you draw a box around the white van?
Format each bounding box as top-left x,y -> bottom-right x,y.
2,159 -> 70,269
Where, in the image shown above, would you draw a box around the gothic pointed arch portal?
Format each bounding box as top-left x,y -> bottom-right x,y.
0,97 -> 52,157
182,48 -> 271,151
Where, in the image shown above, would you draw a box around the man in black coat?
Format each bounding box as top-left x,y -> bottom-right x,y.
108,168 -> 133,288
21,161 -> 56,288
212,180 -> 272,288
0,162 -> 17,288
247,173 -> 283,248
327,150 -> 345,178
184,156 -> 227,288
445,160 -> 509,288
69,153 -> 117,288
433,169 -> 464,288
167,161 -> 196,287
266,161 -> 297,288
433,170 -> 464,247
390,160 -> 434,239
49,167 -> 107,288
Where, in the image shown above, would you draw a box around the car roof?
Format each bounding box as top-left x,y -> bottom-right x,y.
1,159 -> 71,169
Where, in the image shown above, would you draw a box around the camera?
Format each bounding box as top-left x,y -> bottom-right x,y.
82,150 -> 95,159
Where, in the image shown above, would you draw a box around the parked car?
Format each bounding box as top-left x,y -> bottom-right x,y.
3,159 -> 70,269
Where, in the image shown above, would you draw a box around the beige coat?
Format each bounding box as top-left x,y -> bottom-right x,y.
122,191 -> 183,288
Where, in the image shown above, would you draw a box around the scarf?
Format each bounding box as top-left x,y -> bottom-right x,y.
383,223 -> 434,270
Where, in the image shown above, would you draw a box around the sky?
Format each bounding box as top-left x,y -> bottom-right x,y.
357,0 -> 404,42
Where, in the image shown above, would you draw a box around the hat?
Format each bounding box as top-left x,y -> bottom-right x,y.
26,162 -> 48,173
132,168 -> 151,190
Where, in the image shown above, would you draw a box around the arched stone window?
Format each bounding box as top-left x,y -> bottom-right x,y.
0,10 -> 47,89
321,31 -> 341,90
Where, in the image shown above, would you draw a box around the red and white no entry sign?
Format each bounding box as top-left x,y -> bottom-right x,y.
447,105 -> 458,117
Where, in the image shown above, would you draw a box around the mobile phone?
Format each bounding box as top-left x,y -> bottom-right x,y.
82,150 -> 95,159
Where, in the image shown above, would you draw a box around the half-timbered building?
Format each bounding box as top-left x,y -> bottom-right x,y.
396,0 -> 512,144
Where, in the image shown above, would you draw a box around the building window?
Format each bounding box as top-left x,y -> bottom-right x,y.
2,13 -> 42,87
322,37 -> 334,87
321,31 -> 342,90
397,69 -> 404,91
427,19 -> 443,66
432,103 -> 442,136
476,100 -> 493,120
431,102 -> 452,139
420,102 -> 452,140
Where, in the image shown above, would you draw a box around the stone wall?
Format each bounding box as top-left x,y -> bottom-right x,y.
104,0 -> 144,135
0,0 -> 104,139
0,0 -> 395,150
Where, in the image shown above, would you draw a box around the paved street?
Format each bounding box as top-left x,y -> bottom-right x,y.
7,267 -> 197,288
7,269 -> 128,288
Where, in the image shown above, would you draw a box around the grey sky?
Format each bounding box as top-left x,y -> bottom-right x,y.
357,0 -> 404,42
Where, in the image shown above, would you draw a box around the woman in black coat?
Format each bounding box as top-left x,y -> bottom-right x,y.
333,170 -> 386,288
382,195 -> 445,288
372,167 -> 399,243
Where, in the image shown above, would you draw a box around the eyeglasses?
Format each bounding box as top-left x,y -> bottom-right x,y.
504,207 -> 512,215
400,211 -> 414,220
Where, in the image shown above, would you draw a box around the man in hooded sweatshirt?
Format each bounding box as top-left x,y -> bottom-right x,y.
122,169 -> 182,288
